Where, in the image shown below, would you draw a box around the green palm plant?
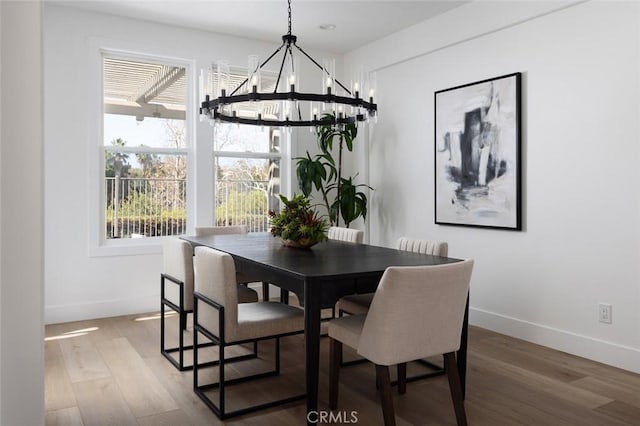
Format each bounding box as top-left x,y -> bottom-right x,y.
295,113 -> 371,228
105,138 -> 130,178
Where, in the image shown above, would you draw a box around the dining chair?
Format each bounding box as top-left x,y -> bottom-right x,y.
337,237 -> 448,315
302,226 -> 364,315
328,260 -> 474,426
194,225 -> 266,301
328,226 -> 364,244
335,237 -> 449,382
160,236 -> 258,371
193,246 -> 306,419
160,238 -> 196,371
282,226 -> 364,306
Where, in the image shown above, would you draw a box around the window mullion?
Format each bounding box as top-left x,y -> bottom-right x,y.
213,150 -> 282,160
104,146 -> 188,155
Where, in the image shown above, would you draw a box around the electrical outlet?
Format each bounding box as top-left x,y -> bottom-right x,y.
599,303 -> 612,324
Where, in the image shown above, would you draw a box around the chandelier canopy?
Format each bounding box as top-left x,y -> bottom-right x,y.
199,0 -> 377,128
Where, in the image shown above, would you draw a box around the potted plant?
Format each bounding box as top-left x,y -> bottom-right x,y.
295,113 -> 371,228
269,194 -> 328,248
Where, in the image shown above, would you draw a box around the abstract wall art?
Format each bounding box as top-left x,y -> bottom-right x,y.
434,73 -> 522,230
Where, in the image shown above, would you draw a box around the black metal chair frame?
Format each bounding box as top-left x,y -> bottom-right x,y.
337,307 -> 445,384
160,272 -> 193,371
161,273 -> 258,371
193,292 -> 306,420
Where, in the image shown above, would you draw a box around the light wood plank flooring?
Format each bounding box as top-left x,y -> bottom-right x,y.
45,311 -> 640,425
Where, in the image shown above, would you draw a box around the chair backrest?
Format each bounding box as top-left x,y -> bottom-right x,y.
194,225 -> 248,237
193,246 -> 239,339
162,238 -> 194,311
328,226 -> 364,243
397,237 -> 448,257
357,259 -> 474,366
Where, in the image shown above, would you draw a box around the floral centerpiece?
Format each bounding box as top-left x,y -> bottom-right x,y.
269,194 -> 328,248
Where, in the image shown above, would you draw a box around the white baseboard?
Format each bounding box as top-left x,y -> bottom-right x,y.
470,307 -> 640,374
45,284 -> 283,325
45,295 -> 159,324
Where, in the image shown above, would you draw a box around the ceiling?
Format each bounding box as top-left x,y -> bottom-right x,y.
50,0 -> 468,53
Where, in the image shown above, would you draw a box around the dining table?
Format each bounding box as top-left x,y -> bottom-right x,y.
182,232 -> 468,425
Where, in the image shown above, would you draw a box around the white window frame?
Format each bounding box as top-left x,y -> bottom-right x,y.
212,142 -> 290,227
89,47 -> 195,257
210,68 -> 290,226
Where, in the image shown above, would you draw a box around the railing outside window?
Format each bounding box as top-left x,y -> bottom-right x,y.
105,177 -> 186,238
105,177 -> 271,238
215,179 -> 271,232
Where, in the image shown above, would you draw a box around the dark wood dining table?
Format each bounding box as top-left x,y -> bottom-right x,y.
182,232 -> 468,425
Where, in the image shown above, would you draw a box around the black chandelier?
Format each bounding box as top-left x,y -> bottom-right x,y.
199,0 -> 377,128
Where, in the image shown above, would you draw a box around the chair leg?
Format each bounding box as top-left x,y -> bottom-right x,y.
219,341 -> 226,417
180,311 -> 188,331
444,352 -> 468,426
193,312 -> 199,388
262,282 -> 270,301
397,363 -> 407,395
160,302 -> 165,354
375,364 -> 396,426
329,338 -> 342,409
275,337 -> 281,374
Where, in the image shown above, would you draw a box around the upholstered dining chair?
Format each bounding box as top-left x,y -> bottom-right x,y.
328,260 -> 474,426
282,226 -> 364,302
160,236 -> 258,371
161,238 -> 195,371
194,225 -> 247,236
195,225 -> 262,303
195,225 -> 268,301
335,237 -> 449,382
337,237 -> 448,315
281,226 -> 364,306
328,226 -> 364,244
302,226 -> 364,314
193,246 -> 306,419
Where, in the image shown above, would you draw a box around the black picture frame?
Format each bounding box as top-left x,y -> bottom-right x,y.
434,72 -> 522,231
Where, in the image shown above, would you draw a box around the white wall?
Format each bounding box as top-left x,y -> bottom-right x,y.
346,0 -> 640,373
43,5 -> 336,324
0,1 -> 3,414
0,1 -> 45,424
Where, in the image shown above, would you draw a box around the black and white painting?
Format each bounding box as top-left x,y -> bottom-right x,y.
434,73 -> 521,230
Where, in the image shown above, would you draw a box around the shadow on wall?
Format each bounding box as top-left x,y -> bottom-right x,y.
371,123 -> 402,245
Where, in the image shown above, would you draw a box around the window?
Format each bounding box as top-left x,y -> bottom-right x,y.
95,56 -> 286,254
212,69 -> 284,231
102,56 -> 188,240
214,125 -> 282,232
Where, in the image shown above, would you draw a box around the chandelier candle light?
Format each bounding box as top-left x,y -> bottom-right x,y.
199,0 -> 377,128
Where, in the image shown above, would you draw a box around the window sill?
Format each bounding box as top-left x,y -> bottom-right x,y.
89,237 -> 166,257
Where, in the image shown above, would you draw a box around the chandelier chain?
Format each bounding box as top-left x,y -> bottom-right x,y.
287,0 -> 292,35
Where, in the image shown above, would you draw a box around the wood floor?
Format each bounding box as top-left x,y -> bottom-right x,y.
45,310 -> 640,425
